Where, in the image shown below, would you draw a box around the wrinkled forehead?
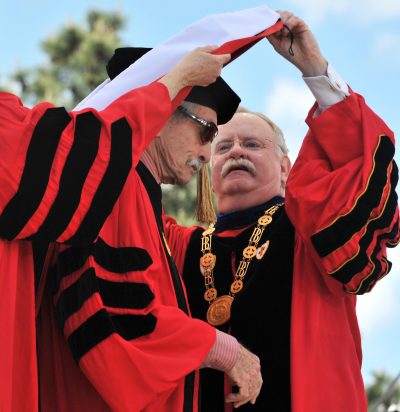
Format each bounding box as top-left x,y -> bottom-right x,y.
219,112 -> 275,138
213,112 -> 276,149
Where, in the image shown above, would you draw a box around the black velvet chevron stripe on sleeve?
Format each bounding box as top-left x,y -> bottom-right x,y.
49,237 -> 153,294
330,183 -> 398,290
0,107 -> 71,240
93,237 -> 153,273
67,118 -> 132,244
68,309 -> 157,361
311,136 -> 395,258
56,268 -> 155,330
29,112 -> 101,241
48,245 -> 91,294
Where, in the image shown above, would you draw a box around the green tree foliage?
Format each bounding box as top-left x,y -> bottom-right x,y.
163,178 -> 198,226
366,371 -> 400,411
11,9 -> 125,108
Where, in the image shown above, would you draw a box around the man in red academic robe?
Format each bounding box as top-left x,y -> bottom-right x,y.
0,46 -> 266,412
165,11 -> 400,412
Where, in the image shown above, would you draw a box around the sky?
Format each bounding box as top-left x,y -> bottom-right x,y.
1,0 -> 399,386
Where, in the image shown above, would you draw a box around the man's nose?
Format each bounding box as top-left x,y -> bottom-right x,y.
199,143 -> 211,164
229,140 -> 245,158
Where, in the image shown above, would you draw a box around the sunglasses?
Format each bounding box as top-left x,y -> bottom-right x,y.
177,106 -> 218,144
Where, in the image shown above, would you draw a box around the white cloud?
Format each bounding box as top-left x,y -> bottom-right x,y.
288,0 -> 348,24
356,0 -> 400,21
287,0 -> 400,23
357,249 -> 400,338
264,77 -> 314,161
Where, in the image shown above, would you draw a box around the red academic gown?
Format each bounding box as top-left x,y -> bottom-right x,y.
166,92 -> 400,411
0,82 -> 216,412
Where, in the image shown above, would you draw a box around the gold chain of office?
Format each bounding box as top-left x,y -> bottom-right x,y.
200,203 -> 283,326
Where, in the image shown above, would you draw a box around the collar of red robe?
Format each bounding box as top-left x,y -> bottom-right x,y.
214,196 -> 285,233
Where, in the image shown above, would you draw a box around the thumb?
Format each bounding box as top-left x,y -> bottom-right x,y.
217,53 -> 231,66
199,45 -> 219,53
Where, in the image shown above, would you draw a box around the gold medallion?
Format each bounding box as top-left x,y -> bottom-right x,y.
258,215 -> 272,226
230,279 -> 243,294
200,253 -> 216,268
243,246 -> 257,259
256,240 -> 270,260
204,288 -> 217,302
207,295 -> 233,326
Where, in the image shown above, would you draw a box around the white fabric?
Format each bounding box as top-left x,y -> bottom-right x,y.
74,5 -> 279,111
303,63 -> 350,112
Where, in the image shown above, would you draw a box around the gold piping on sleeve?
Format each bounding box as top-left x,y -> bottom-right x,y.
328,163 -> 393,275
348,255 -> 390,295
315,135 -> 386,235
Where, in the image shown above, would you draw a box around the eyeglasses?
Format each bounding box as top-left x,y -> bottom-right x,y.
177,106 -> 218,144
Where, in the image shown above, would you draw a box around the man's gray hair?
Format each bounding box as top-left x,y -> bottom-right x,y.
236,106 -> 289,155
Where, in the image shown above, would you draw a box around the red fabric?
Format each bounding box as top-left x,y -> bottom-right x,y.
166,92 -> 399,412
0,240 -> 38,411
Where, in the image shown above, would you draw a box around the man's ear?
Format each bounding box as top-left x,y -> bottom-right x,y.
280,155 -> 292,189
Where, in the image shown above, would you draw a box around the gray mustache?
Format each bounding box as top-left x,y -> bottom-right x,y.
187,158 -> 202,172
221,158 -> 256,177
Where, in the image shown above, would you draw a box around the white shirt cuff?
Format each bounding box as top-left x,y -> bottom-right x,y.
303,63 -> 350,112
200,329 -> 240,372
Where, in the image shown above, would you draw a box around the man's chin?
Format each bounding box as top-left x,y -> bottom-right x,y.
176,174 -> 192,186
220,179 -> 254,195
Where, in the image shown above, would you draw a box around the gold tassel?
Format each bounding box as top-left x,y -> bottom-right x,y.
196,164 -> 216,224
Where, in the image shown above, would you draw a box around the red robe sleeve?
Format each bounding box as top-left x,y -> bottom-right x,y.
0,82 -> 172,243
286,92 -> 400,294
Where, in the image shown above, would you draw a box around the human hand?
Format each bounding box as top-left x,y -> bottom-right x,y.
225,344 -> 263,408
267,10 -> 328,77
160,46 -> 231,99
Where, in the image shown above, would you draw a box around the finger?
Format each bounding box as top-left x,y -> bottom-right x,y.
276,10 -> 292,23
225,392 -> 249,403
198,45 -> 219,52
217,53 -> 231,65
233,399 -> 251,408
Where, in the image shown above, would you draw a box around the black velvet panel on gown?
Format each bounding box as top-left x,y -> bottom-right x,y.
183,206 -> 295,411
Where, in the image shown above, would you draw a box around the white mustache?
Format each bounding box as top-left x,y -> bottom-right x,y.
221,158 -> 256,177
187,158 -> 202,173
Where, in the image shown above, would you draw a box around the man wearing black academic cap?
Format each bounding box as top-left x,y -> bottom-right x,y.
0,44 -> 263,412
102,46 -> 262,407
26,46 -> 263,412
